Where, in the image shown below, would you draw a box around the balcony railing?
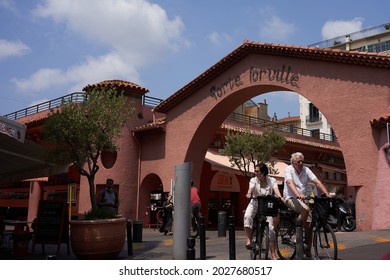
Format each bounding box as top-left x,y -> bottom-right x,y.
226,112 -> 337,142
306,115 -> 322,123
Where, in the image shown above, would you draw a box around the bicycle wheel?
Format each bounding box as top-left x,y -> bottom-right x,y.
313,222 -> 338,260
250,228 -> 258,260
259,224 -> 270,260
275,218 -> 296,260
190,215 -> 199,238
156,210 -> 164,232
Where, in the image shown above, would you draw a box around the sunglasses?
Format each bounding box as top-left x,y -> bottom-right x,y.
295,160 -> 303,164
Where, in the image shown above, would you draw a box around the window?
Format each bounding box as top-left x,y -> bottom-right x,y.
307,103 -> 321,123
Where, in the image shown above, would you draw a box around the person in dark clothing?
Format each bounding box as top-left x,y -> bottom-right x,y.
346,195 -> 356,218
97,178 -> 119,214
161,194 -> 173,235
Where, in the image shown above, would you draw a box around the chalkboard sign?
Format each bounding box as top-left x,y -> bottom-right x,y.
32,200 -> 69,255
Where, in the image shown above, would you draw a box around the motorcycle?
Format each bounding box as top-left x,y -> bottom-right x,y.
327,197 -> 356,232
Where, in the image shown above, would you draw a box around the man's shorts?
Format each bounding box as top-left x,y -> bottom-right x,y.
285,198 -> 312,222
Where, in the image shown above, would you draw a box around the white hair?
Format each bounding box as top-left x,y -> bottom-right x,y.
290,152 -> 304,164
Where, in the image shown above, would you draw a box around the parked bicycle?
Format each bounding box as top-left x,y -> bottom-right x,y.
275,196 -> 338,260
250,195 -> 279,260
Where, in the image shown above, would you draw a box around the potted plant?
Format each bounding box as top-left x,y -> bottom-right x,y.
43,84 -> 134,259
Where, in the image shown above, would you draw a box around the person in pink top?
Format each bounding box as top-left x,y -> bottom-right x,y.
190,181 -> 202,228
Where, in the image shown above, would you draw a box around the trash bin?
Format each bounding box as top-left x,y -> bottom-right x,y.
218,211 -> 227,237
132,220 -> 143,242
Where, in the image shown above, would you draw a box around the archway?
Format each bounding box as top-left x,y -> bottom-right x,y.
150,42 -> 390,230
138,173 -> 164,228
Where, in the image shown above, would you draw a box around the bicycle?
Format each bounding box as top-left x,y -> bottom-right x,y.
156,208 -> 164,232
190,206 -> 201,238
250,195 -> 279,260
275,196 -> 338,260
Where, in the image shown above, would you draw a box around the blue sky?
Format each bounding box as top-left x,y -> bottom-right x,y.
1,0 -> 389,118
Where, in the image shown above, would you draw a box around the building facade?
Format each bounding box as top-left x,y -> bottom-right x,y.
1,42 -> 389,231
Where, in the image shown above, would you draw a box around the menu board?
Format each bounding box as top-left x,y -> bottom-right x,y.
32,200 -> 69,254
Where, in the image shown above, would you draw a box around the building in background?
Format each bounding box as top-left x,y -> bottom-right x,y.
300,22 -> 390,139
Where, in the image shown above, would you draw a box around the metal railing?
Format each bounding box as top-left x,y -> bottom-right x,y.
3,92 -> 163,120
309,22 -> 390,49
226,112 -> 337,142
4,92 -> 86,120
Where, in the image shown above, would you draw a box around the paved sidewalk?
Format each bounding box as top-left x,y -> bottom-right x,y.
1,227 -> 390,260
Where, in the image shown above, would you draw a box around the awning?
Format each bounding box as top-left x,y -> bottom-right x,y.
205,148 -> 287,184
0,116 -> 68,183
0,116 -> 26,143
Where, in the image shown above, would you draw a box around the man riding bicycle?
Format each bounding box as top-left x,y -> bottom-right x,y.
283,152 -> 330,259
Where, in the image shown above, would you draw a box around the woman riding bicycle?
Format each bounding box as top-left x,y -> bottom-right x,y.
243,163 -> 284,260
283,152 -> 331,259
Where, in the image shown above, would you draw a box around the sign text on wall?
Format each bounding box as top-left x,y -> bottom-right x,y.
210,65 -> 299,101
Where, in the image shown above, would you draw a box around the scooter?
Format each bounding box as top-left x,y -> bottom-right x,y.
327,197 -> 356,232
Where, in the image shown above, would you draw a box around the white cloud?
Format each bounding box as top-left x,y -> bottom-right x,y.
321,18 -> 364,39
259,16 -> 296,42
0,39 -> 31,60
257,7 -> 296,42
208,31 -> 232,45
14,0 -> 187,93
12,52 -> 139,94
0,0 -> 17,13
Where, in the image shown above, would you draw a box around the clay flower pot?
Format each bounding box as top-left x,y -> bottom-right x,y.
70,217 -> 126,259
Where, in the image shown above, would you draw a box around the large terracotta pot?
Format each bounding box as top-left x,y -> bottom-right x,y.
70,217 -> 126,259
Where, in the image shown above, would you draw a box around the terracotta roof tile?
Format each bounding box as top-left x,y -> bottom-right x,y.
83,79 -> 149,96
220,123 -> 341,151
133,117 -> 166,132
370,115 -> 390,128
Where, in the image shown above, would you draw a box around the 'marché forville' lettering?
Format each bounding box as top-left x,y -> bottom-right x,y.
250,65 -> 299,86
210,65 -> 299,101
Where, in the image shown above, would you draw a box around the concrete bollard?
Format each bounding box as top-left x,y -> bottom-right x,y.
127,219 -> 133,256
199,216 -> 206,260
295,218 -> 303,260
228,216 -> 236,260
186,237 -> 196,260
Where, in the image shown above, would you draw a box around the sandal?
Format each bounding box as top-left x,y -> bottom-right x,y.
245,244 -> 252,250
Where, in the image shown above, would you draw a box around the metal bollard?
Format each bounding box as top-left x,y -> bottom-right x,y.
133,220 -> 143,243
186,237 -> 196,260
127,219 -> 133,256
199,216 -> 206,260
228,216 -> 236,260
218,211 -> 227,237
295,218 -> 303,260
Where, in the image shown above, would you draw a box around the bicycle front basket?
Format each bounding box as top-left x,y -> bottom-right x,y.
257,195 -> 279,217
314,197 -> 336,216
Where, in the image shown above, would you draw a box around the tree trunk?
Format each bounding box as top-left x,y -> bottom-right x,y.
88,175 -> 97,210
